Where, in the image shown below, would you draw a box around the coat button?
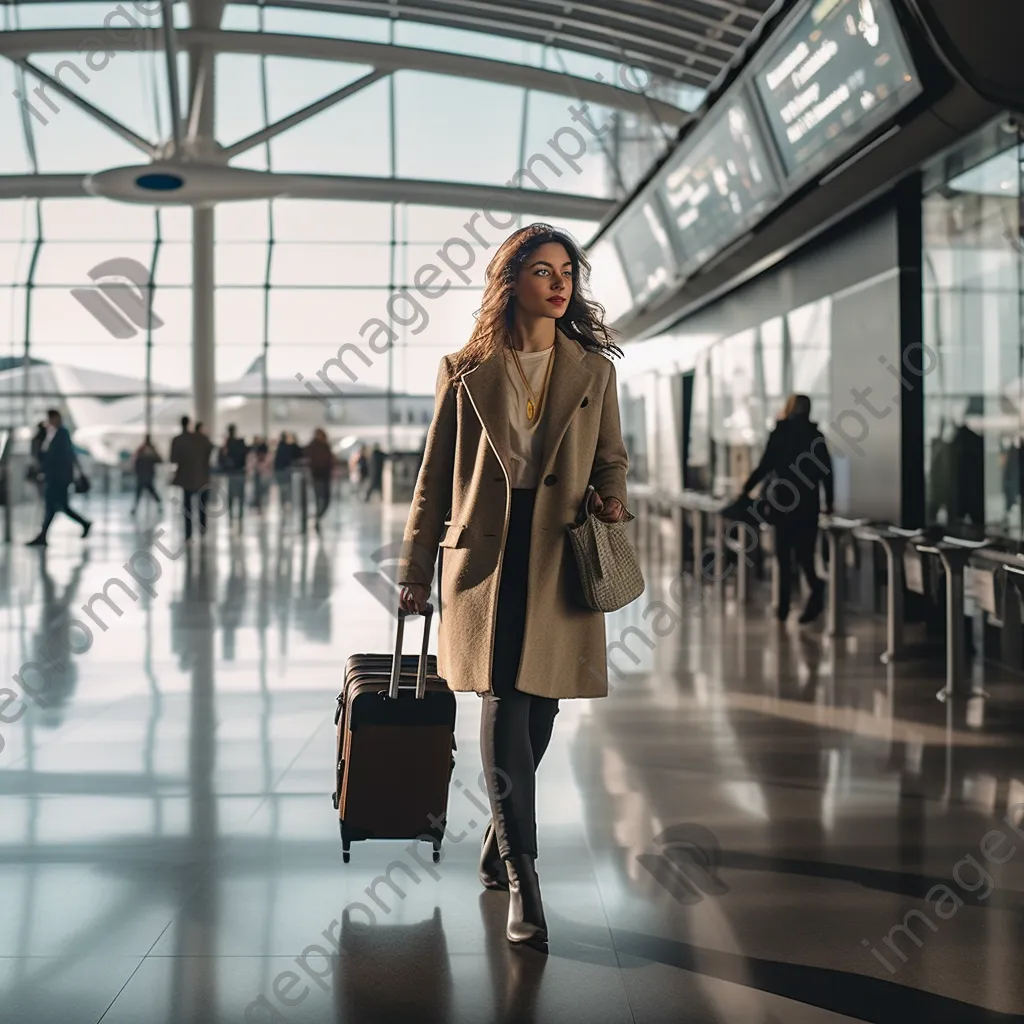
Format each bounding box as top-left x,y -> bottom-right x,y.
544,474 -> 557,486
580,397 -> 589,407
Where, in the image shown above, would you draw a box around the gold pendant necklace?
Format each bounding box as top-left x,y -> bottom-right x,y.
510,345 -> 554,422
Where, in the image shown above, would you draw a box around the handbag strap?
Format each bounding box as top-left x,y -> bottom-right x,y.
576,484 -> 595,526
593,520 -> 614,580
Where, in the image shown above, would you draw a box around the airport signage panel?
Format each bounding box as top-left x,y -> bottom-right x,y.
754,0 -> 921,181
613,196 -> 678,307
658,92 -> 780,270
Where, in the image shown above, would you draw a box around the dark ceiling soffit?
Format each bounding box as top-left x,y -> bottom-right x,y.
900,0 -> 1024,114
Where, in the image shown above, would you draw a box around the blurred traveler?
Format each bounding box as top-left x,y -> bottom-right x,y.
306,428 -> 335,533
28,420 -> 47,499
26,409 -> 92,546
131,434 -> 163,515
172,417 -> 214,541
364,442 -> 385,502
347,445 -> 365,499
738,393 -> 834,624
218,424 -> 249,527
251,435 -> 270,511
274,431 -> 296,507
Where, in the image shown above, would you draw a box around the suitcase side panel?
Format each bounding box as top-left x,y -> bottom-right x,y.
335,686 -> 456,834
339,722 -> 454,838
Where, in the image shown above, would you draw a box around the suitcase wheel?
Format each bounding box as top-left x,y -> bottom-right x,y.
342,832 -> 351,864
432,846 -> 441,863
343,850 -> 351,864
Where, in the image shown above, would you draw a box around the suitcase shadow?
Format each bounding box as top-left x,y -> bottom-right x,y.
332,905 -> 453,1022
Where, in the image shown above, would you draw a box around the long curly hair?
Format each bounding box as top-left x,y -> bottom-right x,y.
448,223 -> 622,377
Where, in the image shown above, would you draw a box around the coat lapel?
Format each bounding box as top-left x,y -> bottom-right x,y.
461,353 -> 513,476
539,329 -> 594,476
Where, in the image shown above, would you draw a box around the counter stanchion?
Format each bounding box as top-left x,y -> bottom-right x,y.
916,537 -> 988,702
822,517 -> 868,639
854,524 -> 920,664
1004,565 -> 1024,668
671,499 -> 685,574
697,496 -> 727,584
721,516 -> 752,603
691,506 -> 705,582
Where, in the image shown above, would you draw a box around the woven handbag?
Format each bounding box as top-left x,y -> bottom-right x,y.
566,485 -> 645,612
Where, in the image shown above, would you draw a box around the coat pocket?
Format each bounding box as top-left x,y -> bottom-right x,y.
439,523 -> 467,549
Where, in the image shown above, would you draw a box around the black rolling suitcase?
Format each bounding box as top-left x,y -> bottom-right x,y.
332,604 -> 457,863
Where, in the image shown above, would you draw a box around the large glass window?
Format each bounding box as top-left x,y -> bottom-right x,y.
0,3 -> 687,465
923,117 -> 1024,536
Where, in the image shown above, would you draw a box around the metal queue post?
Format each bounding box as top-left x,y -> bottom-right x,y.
0,429 -> 11,544
685,493 -> 721,585
1003,562 -> 1024,667
915,536 -> 989,702
820,516 -> 868,639
853,524 -> 922,664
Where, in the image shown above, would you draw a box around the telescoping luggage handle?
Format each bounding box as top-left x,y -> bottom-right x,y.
389,603 -> 433,700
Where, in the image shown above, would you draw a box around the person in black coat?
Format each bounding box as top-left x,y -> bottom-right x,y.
131,434 -> 163,515
27,409 -> 91,546
218,424 -> 250,526
28,421 -> 47,500
739,394 -> 834,624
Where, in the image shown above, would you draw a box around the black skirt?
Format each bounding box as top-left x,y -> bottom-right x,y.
490,488 -> 536,696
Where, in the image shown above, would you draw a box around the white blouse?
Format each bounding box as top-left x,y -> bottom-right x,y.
503,345 -> 555,489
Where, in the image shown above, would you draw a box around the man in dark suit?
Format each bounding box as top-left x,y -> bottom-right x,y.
171,416 -> 214,540
27,409 -> 91,547
218,424 -> 249,527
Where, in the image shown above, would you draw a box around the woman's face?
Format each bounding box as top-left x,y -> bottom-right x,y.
511,241 -> 573,321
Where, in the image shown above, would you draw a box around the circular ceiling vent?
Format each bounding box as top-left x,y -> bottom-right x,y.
135,173 -> 185,191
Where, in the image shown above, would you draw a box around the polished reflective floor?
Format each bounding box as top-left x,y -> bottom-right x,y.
2,487 -> 1024,1023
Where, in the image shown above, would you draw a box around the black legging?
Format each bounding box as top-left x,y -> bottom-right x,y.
480,487 -> 560,861
312,476 -> 331,520
133,479 -> 160,509
39,484 -> 88,539
774,517 -> 822,616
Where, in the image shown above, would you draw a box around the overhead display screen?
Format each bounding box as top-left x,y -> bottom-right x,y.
658,93 -> 780,269
755,0 -> 921,180
613,198 -> 677,306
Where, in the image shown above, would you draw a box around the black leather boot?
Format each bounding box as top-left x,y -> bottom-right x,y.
799,582 -> 825,624
479,821 -> 508,891
505,854 -> 548,950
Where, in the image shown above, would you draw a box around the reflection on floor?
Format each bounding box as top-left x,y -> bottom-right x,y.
2,492 -> 1024,1023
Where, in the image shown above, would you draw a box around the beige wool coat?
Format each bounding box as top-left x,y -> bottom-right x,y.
398,328 -> 629,700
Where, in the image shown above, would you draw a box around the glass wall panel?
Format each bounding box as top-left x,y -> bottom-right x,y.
923,118 -> 1023,536
395,73 -> 523,186
788,297 -> 832,425
268,78 -> 391,176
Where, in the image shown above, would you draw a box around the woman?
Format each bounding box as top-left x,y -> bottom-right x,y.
305,428 -> 335,532
398,223 -> 629,951
739,393 -> 834,624
131,434 -> 163,515
274,431 -> 295,508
